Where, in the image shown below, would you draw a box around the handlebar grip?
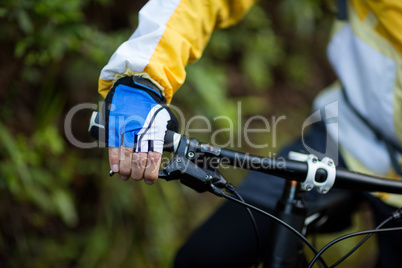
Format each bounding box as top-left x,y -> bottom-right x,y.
163,130 -> 181,153
88,111 -> 106,143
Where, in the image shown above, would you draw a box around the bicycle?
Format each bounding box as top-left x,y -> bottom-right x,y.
89,112 -> 402,268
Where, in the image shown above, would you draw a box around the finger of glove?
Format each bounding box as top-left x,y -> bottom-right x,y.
109,147 -> 120,173
131,107 -> 170,153
144,151 -> 162,184
119,146 -> 133,180
131,152 -> 147,181
136,138 -> 165,154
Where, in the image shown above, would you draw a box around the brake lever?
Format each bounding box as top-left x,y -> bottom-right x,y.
158,170 -> 170,180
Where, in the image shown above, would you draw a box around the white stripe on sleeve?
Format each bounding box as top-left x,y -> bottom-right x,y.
100,0 -> 182,81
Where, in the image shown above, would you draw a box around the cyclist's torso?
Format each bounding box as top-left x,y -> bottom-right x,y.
315,0 -> 402,206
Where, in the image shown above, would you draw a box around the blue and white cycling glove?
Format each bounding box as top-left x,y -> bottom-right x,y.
102,76 -> 178,154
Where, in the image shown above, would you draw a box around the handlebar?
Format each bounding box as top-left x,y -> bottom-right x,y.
162,130 -> 181,153
89,111 -> 402,195
90,111 -> 402,268
163,130 -> 402,194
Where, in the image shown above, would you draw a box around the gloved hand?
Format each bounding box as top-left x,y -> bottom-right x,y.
102,76 -> 178,184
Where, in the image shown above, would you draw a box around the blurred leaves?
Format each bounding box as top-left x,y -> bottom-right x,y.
0,1 -> 335,267
208,5 -> 283,91
279,0 -> 323,36
0,121 -> 77,226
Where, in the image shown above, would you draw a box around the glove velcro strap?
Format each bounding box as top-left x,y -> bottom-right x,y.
114,76 -> 166,104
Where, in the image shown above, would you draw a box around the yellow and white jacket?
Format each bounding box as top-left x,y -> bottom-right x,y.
98,0 -> 256,102
314,0 -> 402,206
98,0 -> 402,206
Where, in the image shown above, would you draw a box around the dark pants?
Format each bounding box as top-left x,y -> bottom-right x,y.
174,123 -> 402,268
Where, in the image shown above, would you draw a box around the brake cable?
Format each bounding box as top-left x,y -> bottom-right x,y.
225,184 -> 261,268
209,184 -> 329,268
308,208 -> 402,268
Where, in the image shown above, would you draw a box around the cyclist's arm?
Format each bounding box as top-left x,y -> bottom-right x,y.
98,0 -> 257,103
102,0 -> 256,183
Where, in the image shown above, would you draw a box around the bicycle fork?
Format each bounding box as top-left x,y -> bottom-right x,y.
264,181 -> 307,268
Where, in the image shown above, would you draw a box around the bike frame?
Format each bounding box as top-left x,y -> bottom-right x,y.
158,131 -> 402,268
264,180 -> 308,267
88,111 -> 402,267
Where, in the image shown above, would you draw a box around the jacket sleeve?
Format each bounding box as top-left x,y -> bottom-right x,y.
98,0 -> 257,103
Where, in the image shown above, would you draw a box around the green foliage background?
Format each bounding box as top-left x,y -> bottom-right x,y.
0,1 -> 373,267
